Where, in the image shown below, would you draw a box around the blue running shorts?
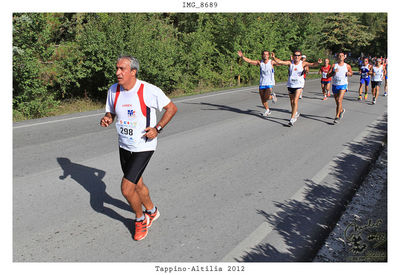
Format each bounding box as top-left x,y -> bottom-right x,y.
259,85 -> 274,90
360,78 -> 370,86
332,84 -> 348,94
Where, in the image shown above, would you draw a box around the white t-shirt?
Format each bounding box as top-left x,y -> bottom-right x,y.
105,79 -> 171,152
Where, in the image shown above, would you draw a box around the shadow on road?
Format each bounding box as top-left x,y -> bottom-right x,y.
300,113 -> 334,125
184,101 -> 262,118
185,101 -> 293,126
57,158 -> 135,237
236,115 -> 387,262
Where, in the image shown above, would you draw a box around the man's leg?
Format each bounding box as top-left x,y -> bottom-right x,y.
121,177 -> 145,218
290,89 -> 301,118
334,94 -> 340,118
334,90 -> 345,118
121,177 -> 157,240
259,89 -> 269,110
375,86 -> 380,99
358,83 -> 363,98
327,83 -> 331,97
121,176 -> 155,215
136,177 -> 154,211
384,78 -> 388,95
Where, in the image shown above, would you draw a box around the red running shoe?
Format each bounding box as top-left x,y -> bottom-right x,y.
134,215 -> 149,241
145,207 -> 160,228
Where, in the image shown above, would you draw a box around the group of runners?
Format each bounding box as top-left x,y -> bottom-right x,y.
238,49 -> 387,126
357,56 -> 388,103
98,50 -> 387,242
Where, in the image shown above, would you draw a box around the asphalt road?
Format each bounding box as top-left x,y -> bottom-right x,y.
13,76 -> 387,262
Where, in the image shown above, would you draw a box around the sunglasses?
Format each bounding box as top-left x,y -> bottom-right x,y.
294,54 -> 301,57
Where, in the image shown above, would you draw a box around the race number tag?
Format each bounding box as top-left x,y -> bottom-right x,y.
290,77 -> 299,84
116,120 -> 137,145
322,72 -> 328,78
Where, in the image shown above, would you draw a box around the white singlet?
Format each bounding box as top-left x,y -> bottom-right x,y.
287,61 -> 304,88
332,63 -> 348,86
259,60 -> 275,86
105,79 -> 171,152
372,65 -> 384,82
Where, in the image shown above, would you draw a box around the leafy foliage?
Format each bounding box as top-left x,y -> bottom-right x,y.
12,13 -> 387,120
320,13 -> 375,54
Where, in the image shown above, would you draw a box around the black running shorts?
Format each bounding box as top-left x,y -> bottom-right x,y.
288,87 -> 302,94
119,148 -> 154,184
371,81 -> 382,88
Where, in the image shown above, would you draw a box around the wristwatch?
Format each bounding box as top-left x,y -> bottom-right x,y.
156,125 -> 163,133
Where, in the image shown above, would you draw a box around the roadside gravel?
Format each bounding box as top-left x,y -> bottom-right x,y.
313,145 -> 387,262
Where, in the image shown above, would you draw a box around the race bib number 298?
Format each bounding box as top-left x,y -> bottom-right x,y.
116,120 -> 137,144
120,127 -> 133,136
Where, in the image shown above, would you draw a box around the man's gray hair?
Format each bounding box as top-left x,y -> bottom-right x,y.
117,55 -> 140,74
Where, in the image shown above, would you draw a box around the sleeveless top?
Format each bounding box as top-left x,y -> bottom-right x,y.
287,61 -> 305,88
332,63 -> 348,86
259,60 -> 275,86
321,65 -> 332,81
372,65 -> 384,82
360,64 -> 370,79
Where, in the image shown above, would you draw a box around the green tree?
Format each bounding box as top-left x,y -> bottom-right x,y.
358,13 -> 387,57
13,13 -> 60,119
13,12 -> 387,120
320,13 -> 374,54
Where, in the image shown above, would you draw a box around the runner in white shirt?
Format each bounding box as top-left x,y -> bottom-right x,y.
271,50 -> 322,126
327,52 -> 353,124
100,56 -> 177,241
237,50 -> 279,117
370,58 -> 386,104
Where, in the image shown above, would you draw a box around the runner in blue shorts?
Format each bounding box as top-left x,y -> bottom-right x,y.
238,50 -> 280,117
327,52 -> 353,124
358,58 -> 372,100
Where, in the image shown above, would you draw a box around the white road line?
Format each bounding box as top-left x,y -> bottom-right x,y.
12,86 -> 258,129
220,113 -> 386,262
173,87 -> 255,103
13,113 -> 103,129
173,79 -> 317,104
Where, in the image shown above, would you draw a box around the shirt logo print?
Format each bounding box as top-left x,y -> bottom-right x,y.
127,109 -> 135,117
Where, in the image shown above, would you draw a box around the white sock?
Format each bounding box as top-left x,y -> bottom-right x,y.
136,215 -> 145,221
147,206 -> 156,214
